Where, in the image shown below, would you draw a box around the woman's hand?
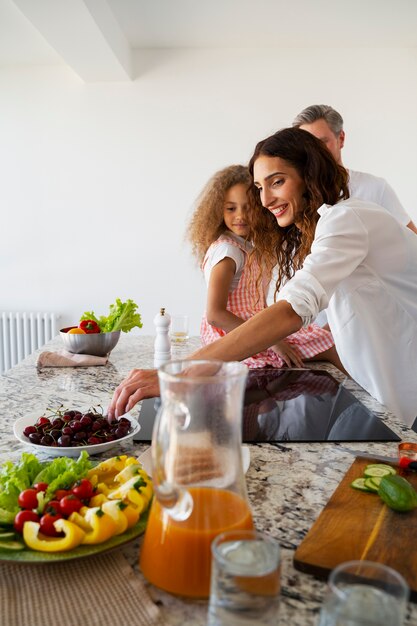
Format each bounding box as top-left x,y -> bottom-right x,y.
271,340 -> 304,368
108,369 -> 160,418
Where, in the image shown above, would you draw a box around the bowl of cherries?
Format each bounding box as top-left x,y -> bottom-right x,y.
13,406 -> 140,457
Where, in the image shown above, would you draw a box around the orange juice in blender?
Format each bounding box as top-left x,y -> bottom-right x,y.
139,360 -> 252,598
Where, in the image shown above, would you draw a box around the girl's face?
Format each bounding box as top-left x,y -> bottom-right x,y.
223,183 -> 250,237
253,155 -> 306,228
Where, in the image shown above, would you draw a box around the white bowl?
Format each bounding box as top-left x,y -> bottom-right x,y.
13,411 -> 140,457
60,328 -> 121,357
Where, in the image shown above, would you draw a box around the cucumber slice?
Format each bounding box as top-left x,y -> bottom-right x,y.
364,464 -> 396,478
368,476 -> 383,488
0,531 -> 15,540
364,477 -> 380,493
0,539 -> 25,551
351,478 -> 374,492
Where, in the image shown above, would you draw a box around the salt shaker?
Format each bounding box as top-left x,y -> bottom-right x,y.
154,307 -> 171,368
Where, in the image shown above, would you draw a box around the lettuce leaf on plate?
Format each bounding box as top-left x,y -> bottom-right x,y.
33,451 -> 92,500
0,453 -> 45,515
0,451 -> 92,517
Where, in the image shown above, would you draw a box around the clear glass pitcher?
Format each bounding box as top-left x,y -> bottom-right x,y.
139,360 -> 253,598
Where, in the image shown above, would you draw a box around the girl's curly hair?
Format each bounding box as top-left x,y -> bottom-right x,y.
247,127 -> 349,298
187,165 -> 253,264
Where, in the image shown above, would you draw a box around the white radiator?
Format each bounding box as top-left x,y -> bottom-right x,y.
0,312 -> 60,374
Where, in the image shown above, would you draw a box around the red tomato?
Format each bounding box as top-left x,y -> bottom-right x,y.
14,510 -> 40,534
17,488 -> 39,510
39,513 -> 63,537
33,482 -> 48,493
44,500 -> 61,515
59,495 -> 83,517
55,489 -> 72,500
72,479 -> 94,500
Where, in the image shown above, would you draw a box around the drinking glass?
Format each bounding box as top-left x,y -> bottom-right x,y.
170,314 -> 189,344
208,529 -> 281,625
318,560 -> 409,626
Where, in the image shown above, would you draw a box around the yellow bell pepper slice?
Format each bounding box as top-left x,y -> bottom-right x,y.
89,493 -> 108,507
87,455 -> 138,484
121,501 -> 141,528
101,500 -> 129,535
114,463 -> 142,484
108,474 -> 152,512
69,507 -> 117,544
23,519 -> 85,552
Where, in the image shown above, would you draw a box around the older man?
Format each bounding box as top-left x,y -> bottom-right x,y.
293,104 -> 417,234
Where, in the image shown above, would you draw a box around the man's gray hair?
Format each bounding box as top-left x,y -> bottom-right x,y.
293,105 -> 344,135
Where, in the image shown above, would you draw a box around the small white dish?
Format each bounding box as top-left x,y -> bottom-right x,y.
13,411 -> 140,457
138,445 -> 250,477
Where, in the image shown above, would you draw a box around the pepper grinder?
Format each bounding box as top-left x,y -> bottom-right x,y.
154,307 -> 171,368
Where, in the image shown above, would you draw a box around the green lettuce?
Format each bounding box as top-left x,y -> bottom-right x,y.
80,298 -> 143,333
0,451 -> 92,518
0,453 -> 45,516
33,451 -> 92,500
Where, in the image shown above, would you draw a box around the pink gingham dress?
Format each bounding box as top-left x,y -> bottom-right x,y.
201,234 -> 335,368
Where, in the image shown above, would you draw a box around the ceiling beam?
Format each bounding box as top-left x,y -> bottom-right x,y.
11,0 -> 133,82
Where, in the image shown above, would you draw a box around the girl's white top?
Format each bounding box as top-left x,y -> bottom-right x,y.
277,197 -> 417,426
203,231 -> 253,291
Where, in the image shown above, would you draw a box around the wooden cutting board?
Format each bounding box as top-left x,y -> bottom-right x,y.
293,456 -> 417,601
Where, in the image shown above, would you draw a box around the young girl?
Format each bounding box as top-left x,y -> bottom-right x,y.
186,164 -> 344,370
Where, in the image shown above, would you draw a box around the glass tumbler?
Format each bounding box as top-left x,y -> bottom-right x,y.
208,529 -> 281,625
169,314 -> 189,344
318,560 -> 409,626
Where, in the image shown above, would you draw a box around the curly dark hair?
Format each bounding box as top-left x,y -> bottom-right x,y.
247,127 -> 349,297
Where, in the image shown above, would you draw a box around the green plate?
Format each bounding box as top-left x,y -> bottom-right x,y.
0,507 -> 149,563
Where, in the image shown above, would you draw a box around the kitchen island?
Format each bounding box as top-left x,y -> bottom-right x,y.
1,334 -> 416,625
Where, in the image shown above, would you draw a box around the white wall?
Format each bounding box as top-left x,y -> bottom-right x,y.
1,47 -> 416,335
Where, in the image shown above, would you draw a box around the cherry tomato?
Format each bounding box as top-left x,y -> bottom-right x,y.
14,510 -> 40,534
33,482 -> 48,493
55,489 -> 72,500
72,478 -> 94,501
59,494 -> 83,517
39,512 -> 63,537
17,488 -> 39,510
44,500 -> 61,515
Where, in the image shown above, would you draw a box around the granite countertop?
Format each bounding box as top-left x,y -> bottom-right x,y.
1,334 -> 416,625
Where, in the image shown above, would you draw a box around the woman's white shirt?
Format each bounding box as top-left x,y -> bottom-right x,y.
277,198 -> 417,426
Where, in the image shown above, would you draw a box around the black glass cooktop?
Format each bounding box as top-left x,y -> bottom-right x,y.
134,368 -> 400,444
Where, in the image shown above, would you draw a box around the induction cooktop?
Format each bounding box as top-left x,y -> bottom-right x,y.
134,368 -> 401,444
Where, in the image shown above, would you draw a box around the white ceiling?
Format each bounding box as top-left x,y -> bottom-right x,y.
0,0 -> 416,81
107,0 -> 417,48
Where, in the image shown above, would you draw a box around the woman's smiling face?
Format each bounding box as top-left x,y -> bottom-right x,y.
253,155 -> 306,228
